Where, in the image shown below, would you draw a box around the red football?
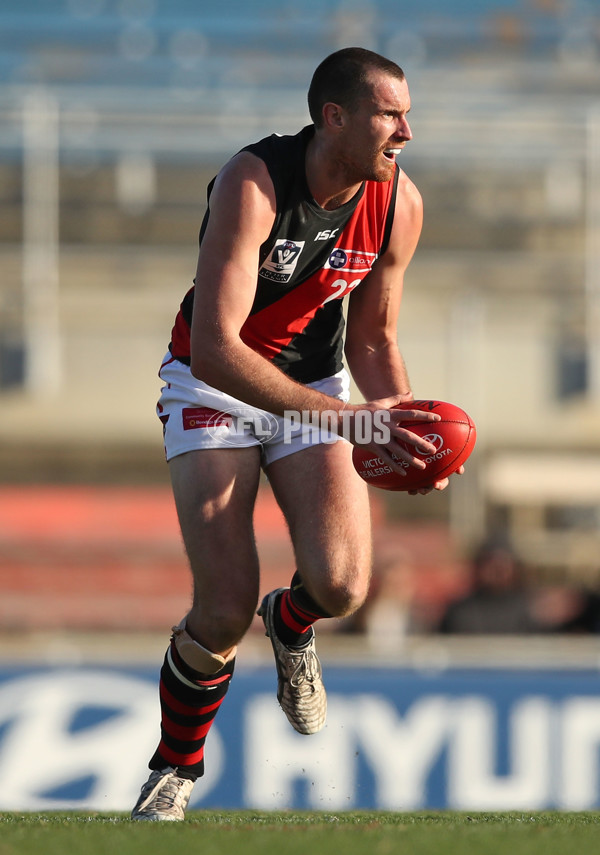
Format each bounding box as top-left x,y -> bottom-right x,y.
351,400 -> 476,492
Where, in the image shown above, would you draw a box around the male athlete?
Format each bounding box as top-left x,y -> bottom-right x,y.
132,47 -> 455,820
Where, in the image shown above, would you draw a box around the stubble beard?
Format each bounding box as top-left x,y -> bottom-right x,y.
338,146 -> 395,186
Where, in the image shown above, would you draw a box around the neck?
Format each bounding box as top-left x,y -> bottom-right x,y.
305,134 -> 362,211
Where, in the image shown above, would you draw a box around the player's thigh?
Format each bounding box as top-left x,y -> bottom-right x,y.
265,440 -> 372,614
168,446 -> 262,613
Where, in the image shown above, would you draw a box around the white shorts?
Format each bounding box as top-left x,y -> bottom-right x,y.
157,354 -> 351,467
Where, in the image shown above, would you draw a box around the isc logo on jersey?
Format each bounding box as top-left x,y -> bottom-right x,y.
324,248 -> 377,272
259,239 -> 305,283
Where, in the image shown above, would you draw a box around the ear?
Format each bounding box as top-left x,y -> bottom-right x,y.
321,102 -> 345,131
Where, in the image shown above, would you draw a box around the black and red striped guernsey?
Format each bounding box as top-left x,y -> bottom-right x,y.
169,125 -> 399,384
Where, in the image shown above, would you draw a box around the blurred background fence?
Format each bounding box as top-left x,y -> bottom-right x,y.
1,0 -> 600,812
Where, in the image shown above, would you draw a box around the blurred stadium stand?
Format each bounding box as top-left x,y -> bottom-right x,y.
0,0 -> 600,637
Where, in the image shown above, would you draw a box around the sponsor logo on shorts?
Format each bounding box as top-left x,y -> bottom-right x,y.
324,248 -> 377,272
258,239 -> 305,283
182,407 -> 232,431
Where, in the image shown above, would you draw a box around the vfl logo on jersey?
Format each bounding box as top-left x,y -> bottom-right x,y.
259,239 -> 305,283
324,248 -> 377,272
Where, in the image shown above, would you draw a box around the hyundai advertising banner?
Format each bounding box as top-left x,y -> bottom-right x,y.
1,665 -> 599,812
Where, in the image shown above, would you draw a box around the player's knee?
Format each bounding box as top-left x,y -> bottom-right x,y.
186,602 -> 255,652
320,571 -> 370,618
211,608 -> 255,649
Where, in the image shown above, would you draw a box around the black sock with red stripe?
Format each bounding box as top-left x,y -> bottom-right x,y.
273,571 -> 333,648
148,638 -> 235,780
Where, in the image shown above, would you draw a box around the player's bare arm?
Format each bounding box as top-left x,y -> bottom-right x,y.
191,154 -> 355,417
345,169 -> 422,400
346,171 -> 465,490
190,154 -> 438,457
343,170 -> 440,469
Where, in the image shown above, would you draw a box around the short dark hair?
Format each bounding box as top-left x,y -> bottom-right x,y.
307,47 -> 405,127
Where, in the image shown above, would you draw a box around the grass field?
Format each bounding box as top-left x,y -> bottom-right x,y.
2,811 -> 600,855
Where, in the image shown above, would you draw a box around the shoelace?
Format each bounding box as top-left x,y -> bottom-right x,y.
139,772 -> 190,812
288,648 -> 322,690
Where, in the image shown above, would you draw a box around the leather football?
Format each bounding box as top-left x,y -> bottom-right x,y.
351,400 -> 476,491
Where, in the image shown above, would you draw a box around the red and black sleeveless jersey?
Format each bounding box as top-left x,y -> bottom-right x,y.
169,125 -> 399,384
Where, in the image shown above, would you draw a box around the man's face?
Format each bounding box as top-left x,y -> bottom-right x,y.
336,71 -> 413,183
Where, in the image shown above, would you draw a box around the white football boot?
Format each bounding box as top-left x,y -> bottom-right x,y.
131,767 -> 194,821
257,588 -> 327,735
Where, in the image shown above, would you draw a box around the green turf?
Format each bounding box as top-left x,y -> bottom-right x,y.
1,811 -> 600,855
